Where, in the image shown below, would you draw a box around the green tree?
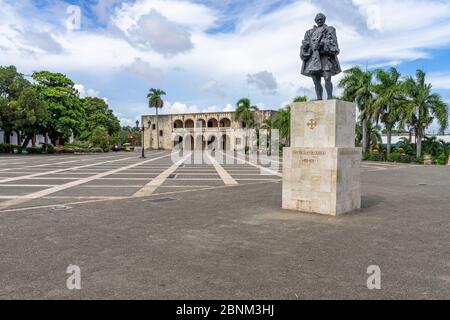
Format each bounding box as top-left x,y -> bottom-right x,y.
13,86 -> 48,148
367,121 -> 382,151
422,136 -> 443,157
147,88 -> 166,149
339,66 -> 375,153
32,71 -> 83,145
0,66 -> 30,144
274,106 -> 291,147
80,97 -> 120,141
261,117 -> 275,155
273,96 -> 309,147
396,137 -> 415,156
403,70 -> 449,158
234,98 -> 259,129
89,126 -> 110,151
371,67 -> 406,157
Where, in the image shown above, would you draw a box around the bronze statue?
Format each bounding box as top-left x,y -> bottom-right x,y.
301,13 -> 341,100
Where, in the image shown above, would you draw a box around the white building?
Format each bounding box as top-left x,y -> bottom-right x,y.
381,135 -> 450,144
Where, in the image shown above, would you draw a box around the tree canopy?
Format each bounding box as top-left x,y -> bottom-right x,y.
0,66 -> 121,148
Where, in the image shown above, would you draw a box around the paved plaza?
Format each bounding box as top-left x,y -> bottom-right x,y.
0,152 -> 449,299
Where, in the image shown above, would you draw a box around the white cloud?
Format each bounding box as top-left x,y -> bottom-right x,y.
122,57 -> 163,83
200,79 -> 226,97
21,30 -> 63,54
428,73 -> 450,90
74,84 -> 100,98
247,71 -> 278,95
127,9 -> 193,56
1,0 -> 450,123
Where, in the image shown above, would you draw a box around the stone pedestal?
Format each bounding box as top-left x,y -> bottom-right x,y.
282,100 -> 361,216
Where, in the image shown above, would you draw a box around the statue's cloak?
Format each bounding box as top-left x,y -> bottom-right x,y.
300,24 -> 341,77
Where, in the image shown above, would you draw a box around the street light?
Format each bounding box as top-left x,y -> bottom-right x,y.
138,120 -> 152,158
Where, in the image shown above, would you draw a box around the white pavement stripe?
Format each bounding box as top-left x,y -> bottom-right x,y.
205,152 -> 238,185
220,151 -> 282,177
0,184 -> 56,187
0,154 -> 120,172
0,155 -> 139,184
80,185 -> 145,188
0,152 -> 168,209
133,153 -> 191,197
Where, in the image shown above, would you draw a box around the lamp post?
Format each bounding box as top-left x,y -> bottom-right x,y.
136,120 -> 152,158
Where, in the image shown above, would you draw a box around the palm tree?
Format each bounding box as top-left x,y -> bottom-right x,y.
273,96 -> 309,147
422,136 -> 442,157
371,67 -> 406,157
261,117 -> 275,155
274,106 -> 291,147
367,121 -> 382,151
397,137 -> 415,156
339,66 -> 375,153
147,88 -> 166,149
403,70 -> 448,158
234,98 -> 259,129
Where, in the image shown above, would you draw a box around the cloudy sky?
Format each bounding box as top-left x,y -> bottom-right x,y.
1,0 -> 449,132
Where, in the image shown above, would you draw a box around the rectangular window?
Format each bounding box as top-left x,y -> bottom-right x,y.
159,130 -> 163,137
152,124 -> 156,130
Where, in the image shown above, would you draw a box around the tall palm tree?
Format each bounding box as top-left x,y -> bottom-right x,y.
339,66 -> 375,153
235,98 -> 259,151
261,117 -> 275,155
371,67 -> 406,156
403,70 -> 448,158
367,121 -> 382,151
274,106 -> 291,147
147,88 -> 166,149
234,98 -> 259,129
273,96 -> 309,147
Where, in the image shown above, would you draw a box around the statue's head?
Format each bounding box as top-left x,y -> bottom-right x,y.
315,13 -> 326,27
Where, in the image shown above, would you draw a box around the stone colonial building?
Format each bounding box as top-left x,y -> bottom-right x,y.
141,110 -> 276,150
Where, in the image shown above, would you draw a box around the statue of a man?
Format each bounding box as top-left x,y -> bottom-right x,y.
300,13 -> 341,100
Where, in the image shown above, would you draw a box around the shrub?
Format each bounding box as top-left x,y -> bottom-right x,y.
435,153 -> 448,165
364,152 -> 385,161
89,126 -> 111,152
26,147 -> 43,154
416,155 -> 424,164
40,143 -> 55,154
397,154 -> 412,163
0,144 -> 12,153
387,152 -> 400,162
65,142 -> 92,150
10,145 -> 23,154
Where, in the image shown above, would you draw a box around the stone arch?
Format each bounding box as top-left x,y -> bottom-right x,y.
207,118 -> 218,128
173,135 -> 183,147
184,134 -> 194,150
206,133 -> 218,151
185,119 -> 195,129
196,119 -> 206,129
173,119 -> 183,129
196,134 -> 206,150
220,134 -> 230,151
219,118 -> 231,128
